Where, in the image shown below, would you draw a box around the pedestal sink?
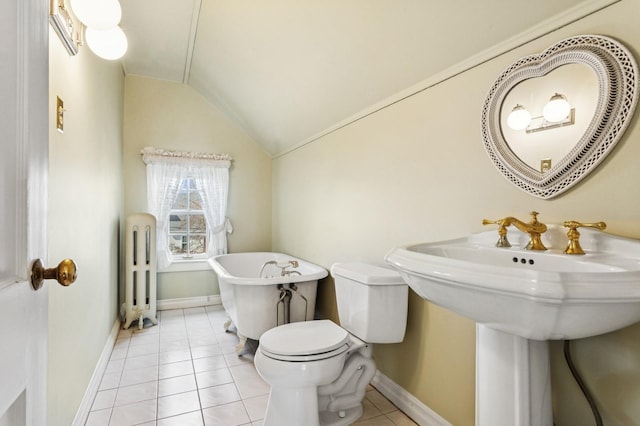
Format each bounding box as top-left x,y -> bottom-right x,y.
385,225 -> 640,426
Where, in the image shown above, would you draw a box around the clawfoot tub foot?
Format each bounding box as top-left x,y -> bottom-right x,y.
223,318 -> 233,333
236,334 -> 247,356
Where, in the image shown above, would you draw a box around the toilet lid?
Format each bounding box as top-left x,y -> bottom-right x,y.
259,320 -> 350,358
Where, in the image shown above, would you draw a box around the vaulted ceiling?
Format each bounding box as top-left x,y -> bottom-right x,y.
120,0 -> 595,156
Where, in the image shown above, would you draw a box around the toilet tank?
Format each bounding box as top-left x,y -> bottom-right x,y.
330,262 -> 408,343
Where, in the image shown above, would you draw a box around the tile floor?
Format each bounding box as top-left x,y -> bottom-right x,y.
85,306 -> 418,426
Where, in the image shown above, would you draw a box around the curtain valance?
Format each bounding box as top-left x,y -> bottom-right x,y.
141,146 -> 232,167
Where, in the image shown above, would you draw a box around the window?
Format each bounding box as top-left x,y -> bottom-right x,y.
168,178 -> 207,258
142,147 -> 232,271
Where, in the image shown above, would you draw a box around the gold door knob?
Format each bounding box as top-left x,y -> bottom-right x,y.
30,258 -> 77,290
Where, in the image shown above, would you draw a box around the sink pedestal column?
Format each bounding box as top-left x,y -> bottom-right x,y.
476,325 -> 553,426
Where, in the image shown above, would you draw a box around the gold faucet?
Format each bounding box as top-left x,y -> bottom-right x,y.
483,211 -> 548,250
563,220 -> 607,255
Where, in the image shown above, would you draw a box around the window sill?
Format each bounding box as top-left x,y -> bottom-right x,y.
161,259 -> 211,273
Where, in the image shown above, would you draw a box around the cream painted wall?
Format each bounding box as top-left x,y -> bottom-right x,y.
272,1 -> 640,425
123,75 -> 272,301
48,30 -> 124,425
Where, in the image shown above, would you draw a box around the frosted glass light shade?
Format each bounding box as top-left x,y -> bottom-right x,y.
70,0 -> 122,30
507,105 -> 532,130
542,93 -> 571,122
86,26 -> 128,60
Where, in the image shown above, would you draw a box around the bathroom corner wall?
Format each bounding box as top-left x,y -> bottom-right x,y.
271,1 -> 640,424
48,29 -> 124,425
122,75 -> 272,301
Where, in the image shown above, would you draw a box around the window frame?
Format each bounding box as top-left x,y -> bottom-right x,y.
167,177 -> 208,261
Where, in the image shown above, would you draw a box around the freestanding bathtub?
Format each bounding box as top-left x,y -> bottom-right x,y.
208,252 -> 328,353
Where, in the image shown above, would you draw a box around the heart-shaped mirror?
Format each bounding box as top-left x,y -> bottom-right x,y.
481,35 -> 639,199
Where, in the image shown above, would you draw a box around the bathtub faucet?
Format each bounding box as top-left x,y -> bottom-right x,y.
259,261 -> 278,278
279,260 -> 300,276
259,260 -> 300,278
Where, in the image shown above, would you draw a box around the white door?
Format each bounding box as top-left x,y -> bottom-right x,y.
1,0 -> 50,424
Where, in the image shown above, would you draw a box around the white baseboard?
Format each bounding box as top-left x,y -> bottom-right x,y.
72,319 -> 121,426
156,295 -> 222,311
371,370 -> 452,426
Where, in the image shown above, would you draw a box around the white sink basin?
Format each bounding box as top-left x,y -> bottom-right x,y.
385,225 -> 640,340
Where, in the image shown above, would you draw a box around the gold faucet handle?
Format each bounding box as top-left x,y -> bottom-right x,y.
482,219 -> 511,247
562,220 -> 607,255
563,220 -> 607,231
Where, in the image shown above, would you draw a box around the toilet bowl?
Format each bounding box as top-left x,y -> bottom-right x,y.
254,262 -> 408,426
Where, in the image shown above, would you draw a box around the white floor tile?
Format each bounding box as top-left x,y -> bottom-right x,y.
130,332 -> 160,347
117,329 -> 133,339
365,388 -> 397,414
113,338 -> 130,350
202,401 -> 251,426
109,346 -> 128,361
159,360 -> 194,380
98,372 -> 121,391
104,358 -> 125,375
157,390 -> 201,419
198,382 -> 241,409
229,364 -> 270,399
157,410 -> 204,426
160,338 -> 190,352
158,374 -> 197,397
224,351 -> 254,367
190,344 -> 223,359
195,368 -> 234,389
114,381 -> 158,406
85,408 -> 112,426
193,355 -> 227,373
126,342 -> 160,358
124,353 -> 159,371
92,308 -> 409,425
119,366 -> 159,387
91,389 -> 117,411
109,399 -> 156,426
159,349 -> 192,364
242,394 -> 268,422
189,336 -> 218,348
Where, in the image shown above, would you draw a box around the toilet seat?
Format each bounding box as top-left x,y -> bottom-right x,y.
259,320 -> 351,362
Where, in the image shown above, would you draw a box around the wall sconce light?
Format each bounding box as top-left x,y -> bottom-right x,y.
542,93 -> 571,122
70,0 -> 121,30
507,93 -> 575,133
507,104 -> 532,131
85,26 -> 128,60
49,0 -> 84,56
49,0 -> 128,60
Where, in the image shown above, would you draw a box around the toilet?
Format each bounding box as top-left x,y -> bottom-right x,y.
254,262 -> 408,426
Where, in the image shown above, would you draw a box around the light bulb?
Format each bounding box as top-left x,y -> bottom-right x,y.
507,105 -> 532,131
70,0 -> 122,30
86,26 -> 128,60
542,93 -> 571,123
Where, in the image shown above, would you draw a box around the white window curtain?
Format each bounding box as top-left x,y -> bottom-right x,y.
141,147 -> 232,270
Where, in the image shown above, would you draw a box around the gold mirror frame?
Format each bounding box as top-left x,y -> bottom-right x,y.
481,35 -> 639,199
